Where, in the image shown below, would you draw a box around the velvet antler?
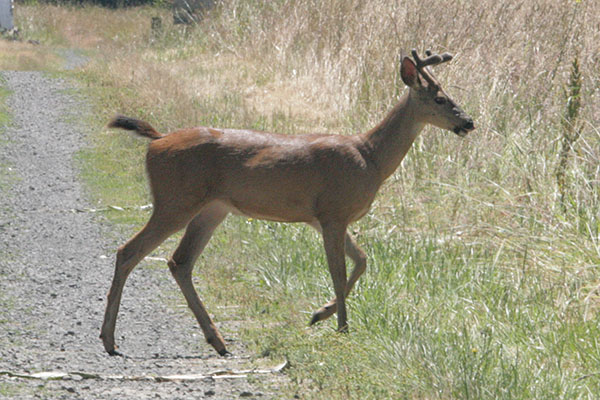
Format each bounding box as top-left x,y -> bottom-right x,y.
411,49 -> 453,87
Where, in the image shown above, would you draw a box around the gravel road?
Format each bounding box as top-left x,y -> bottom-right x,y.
0,71 -> 278,398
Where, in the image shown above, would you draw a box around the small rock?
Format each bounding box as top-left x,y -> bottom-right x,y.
61,386 -> 76,393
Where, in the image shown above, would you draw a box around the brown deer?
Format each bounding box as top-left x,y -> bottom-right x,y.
100,49 -> 475,356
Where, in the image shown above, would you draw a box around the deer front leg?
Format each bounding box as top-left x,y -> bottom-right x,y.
310,230 -> 366,326
168,203 -> 230,356
320,221 -> 349,332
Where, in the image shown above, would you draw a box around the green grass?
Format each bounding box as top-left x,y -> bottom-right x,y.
0,84 -> 10,128
186,218 -> 599,399
0,78 -> 16,195
0,382 -> 30,398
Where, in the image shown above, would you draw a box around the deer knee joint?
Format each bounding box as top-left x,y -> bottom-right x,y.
116,242 -> 142,269
116,245 -> 129,265
168,258 -> 192,278
167,258 -> 180,273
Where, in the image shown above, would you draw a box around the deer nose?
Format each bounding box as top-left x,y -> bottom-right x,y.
463,119 -> 474,131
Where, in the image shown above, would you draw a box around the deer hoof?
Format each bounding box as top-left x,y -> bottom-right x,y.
219,349 -> 232,357
107,349 -> 123,357
309,312 -> 323,326
309,302 -> 337,326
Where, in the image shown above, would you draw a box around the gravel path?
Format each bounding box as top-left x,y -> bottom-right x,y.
0,71 -> 277,398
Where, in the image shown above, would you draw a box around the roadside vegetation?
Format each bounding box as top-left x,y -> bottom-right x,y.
0,38 -> 61,70
0,79 -> 15,194
0,81 -> 9,128
6,1 -> 599,398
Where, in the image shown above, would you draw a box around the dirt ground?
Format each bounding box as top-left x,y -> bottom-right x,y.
0,69 -> 283,399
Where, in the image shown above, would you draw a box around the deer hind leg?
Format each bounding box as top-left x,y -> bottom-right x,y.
100,207 -> 193,355
310,229 -> 367,326
167,202 -> 229,356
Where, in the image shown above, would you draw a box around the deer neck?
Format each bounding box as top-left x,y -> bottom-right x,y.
361,91 -> 425,181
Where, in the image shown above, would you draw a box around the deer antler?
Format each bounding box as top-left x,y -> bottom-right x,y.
411,49 -> 453,87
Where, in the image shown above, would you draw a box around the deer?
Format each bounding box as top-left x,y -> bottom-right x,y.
100,49 -> 475,357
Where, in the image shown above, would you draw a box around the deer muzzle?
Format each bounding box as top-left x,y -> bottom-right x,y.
453,118 -> 475,137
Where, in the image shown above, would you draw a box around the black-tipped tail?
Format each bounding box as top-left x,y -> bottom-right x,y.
108,115 -> 163,140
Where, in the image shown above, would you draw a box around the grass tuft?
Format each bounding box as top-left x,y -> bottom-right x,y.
556,56 -> 583,213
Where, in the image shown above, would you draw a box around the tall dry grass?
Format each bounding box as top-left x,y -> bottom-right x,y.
192,0 -> 600,285
0,39 -> 61,70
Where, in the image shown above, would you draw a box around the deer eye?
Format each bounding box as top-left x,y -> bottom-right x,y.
434,97 -> 447,105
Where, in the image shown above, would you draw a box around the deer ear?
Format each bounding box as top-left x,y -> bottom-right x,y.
401,57 -> 419,87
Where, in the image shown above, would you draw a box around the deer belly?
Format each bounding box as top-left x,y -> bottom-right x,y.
219,195 -> 315,223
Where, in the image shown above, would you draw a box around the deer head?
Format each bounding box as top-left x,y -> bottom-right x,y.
401,49 -> 475,136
